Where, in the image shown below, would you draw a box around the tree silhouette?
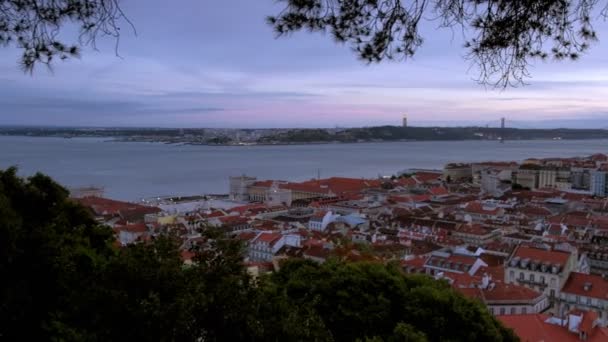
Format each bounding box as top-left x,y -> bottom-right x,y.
0,0 -> 133,73
2,1 -> 607,87
268,0 -> 608,87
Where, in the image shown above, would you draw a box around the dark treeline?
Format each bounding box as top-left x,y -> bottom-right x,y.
259,126 -> 608,143
3,126 -> 608,145
0,168 -> 518,341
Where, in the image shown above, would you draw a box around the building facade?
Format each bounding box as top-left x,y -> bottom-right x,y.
505,245 -> 577,303
558,272 -> 608,324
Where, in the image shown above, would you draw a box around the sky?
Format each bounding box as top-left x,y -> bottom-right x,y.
1,0 -> 608,128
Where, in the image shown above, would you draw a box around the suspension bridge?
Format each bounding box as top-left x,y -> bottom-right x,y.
479,118 -> 608,143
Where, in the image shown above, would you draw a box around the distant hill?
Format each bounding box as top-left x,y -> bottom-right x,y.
257,126 -> 608,144
2,125 -> 608,145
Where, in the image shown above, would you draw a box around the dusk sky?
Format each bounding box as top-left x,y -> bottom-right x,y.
1,0 -> 608,128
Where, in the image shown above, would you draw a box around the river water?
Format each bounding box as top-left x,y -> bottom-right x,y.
1,136 -> 607,200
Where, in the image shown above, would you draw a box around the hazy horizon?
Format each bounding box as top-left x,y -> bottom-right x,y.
1,0 -> 608,128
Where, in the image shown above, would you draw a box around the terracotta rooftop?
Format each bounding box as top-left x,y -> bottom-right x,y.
253,232 -> 282,245
429,186 -> 449,196
218,215 -> 249,225
511,245 -> 571,267
484,282 -> 544,302
75,196 -> 160,218
499,313 -> 608,342
235,231 -> 258,243
412,172 -> 442,184
116,223 -> 148,234
455,224 -> 494,236
561,272 -> 608,300
462,201 -> 501,215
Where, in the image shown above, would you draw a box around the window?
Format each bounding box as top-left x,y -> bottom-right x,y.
550,289 -> 555,298
587,297 -> 592,306
550,278 -> 557,287
540,276 -> 545,284
519,272 -> 524,280
510,270 -> 515,281
500,308 -> 506,315
522,307 -> 527,314
510,307 -> 516,314
530,274 -> 535,282
577,295 -> 581,304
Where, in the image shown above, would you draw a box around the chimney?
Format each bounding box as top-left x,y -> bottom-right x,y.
481,273 -> 490,289
583,282 -> 592,292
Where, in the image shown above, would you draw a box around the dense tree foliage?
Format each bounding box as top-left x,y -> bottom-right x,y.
0,168 -> 518,341
1,1 -> 607,86
259,259 -> 517,341
0,167 -> 115,340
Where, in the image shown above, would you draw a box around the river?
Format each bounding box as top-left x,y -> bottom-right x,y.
1,136 -> 607,200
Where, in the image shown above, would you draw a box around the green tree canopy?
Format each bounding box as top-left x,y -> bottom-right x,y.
257,259 -> 518,341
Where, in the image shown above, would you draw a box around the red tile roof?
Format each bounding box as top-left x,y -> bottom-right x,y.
512,245 -> 571,267
401,256 -> 427,269
483,283 -> 544,302
304,245 -> 332,259
590,153 -> 608,162
116,223 -> 147,233
236,231 -> 258,242
519,206 -> 553,217
462,201 -> 501,215
202,210 -> 226,218
75,197 -> 160,217
500,313 -> 608,342
413,172 -> 442,184
429,186 -> 449,196
228,203 -> 267,214
218,215 -> 249,225
253,232 -> 282,245
396,177 -> 417,187
561,272 -> 608,300
455,224 -> 494,236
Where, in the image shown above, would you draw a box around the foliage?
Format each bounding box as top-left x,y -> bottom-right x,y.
0,0 -> 132,72
2,1 -> 607,86
0,169 -> 518,341
0,167 -> 115,340
258,259 -> 518,341
269,0 -> 608,87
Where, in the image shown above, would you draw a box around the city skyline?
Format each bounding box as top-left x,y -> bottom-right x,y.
1,0 -> 608,128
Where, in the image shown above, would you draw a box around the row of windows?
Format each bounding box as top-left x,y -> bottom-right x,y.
250,251 -> 272,261
510,270 -> 557,287
492,306 -> 528,315
562,304 -> 605,318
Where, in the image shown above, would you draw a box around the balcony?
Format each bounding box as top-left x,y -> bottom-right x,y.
516,278 -> 548,289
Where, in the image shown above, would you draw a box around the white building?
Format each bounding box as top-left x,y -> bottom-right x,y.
248,232 -> 285,262
559,272 -> 608,324
229,175 -> 257,201
505,245 -> 577,302
308,211 -> 335,232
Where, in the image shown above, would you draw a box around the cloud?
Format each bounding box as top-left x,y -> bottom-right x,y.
2,0 -> 608,127
158,90 -> 323,99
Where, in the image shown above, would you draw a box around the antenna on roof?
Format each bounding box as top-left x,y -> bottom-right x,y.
317,168 -> 321,180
